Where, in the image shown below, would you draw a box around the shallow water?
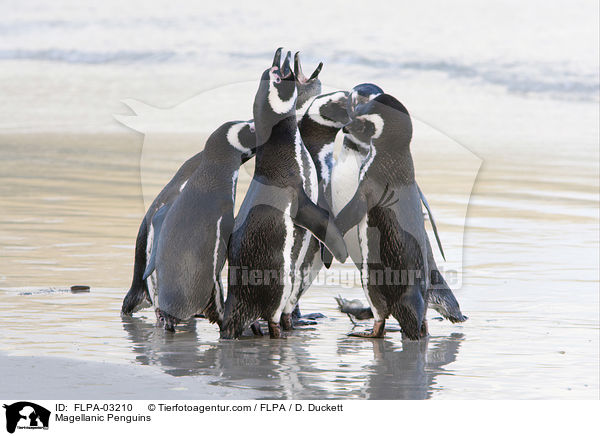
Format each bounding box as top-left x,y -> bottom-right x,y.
1,126 -> 597,399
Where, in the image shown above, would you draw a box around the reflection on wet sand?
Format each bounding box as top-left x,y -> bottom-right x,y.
121,315 -> 463,399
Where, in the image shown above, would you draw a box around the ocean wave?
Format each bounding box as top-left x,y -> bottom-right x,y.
0,47 -> 596,102
0,49 -> 179,64
327,51 -> 600,102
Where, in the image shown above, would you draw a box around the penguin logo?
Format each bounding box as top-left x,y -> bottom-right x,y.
3,402 -> 50,433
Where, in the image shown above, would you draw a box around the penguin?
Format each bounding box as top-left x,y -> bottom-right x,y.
122,133 -> 254,315
280,90 -> 351,329
149,120 -> 257,330
330,84 -> 466,324
221,55 -> 348,339
120,123 -> 255,317
332,84 -> 447,262
334,93 -> 430,340
293,52 -> 324,117
121,48 -> 324,318
331,84 -> 384,264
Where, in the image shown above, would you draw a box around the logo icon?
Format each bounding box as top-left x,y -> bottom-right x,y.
3,402 -> 50,434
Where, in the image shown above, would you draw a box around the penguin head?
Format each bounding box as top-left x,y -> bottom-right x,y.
253,49 -> 297,146
347,83 -> 384,118
294,51 -> 324,114
343,93 -> 411,149
224,120 -> 257,162
306,91 -> 350,128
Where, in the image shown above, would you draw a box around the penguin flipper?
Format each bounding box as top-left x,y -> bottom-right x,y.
315,183 -> 334,269
142,205 -> 169,281
334,183 -> 369,235
320,243 -> 332,268
429,268 -> 467,323
418,185 -> 445,261
292,189 -> 348,263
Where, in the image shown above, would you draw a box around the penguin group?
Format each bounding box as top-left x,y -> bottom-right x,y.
122,48 -> 467,340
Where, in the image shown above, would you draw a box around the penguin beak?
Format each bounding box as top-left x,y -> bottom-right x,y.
294,51 -> 322,84
281,51 -> 293,78
308,62 -> 323,81
272,47 -> 283,67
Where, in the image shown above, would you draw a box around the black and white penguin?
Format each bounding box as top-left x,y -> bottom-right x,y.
335,93 -> 430,339
280,90 -> 351,329
221,57 -> 348,339
120,125 -> 255,317
293,52 -> 324,118
121,48 -> 324,319
148,120 -> 256,330
331,84 -> 384,263
331,84 -> 466,324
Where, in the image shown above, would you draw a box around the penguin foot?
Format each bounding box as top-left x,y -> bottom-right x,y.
155,308 -> 179,332
447,313 -> 468,323
280,313 -> 294,331
420,319 -> 429,338
347,320 -> 386,338
251,321 -> 264,336
300,312 -> 326,320
293,319 -> 318,326
268,321 -> 286,339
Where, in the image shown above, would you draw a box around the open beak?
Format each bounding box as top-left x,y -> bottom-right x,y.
294,51 -> 323,84
281,51 -> 293,78
272,47 -> 283,67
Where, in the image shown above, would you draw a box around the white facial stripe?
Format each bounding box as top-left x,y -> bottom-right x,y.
307,91 -> 346,128
268,80 -> 297,114
179,179 -> 188,192
358,114 -> 384,139
344,132 -> 371,151
226,123 -> 251,153
295,94 -> 316,118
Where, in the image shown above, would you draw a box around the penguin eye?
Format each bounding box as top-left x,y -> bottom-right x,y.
269,67 -> 282,84
249,124 -> 255,133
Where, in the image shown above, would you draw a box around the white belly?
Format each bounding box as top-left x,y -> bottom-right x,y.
331,148 -> 364,264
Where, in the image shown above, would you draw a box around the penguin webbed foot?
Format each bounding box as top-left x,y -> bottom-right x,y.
347,320 -> 386,338
280,313 -> 294,331
268,321 -> 287,339
289,305 -> 324,327
250,321 -> 264,336
293,318 -> 318,326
